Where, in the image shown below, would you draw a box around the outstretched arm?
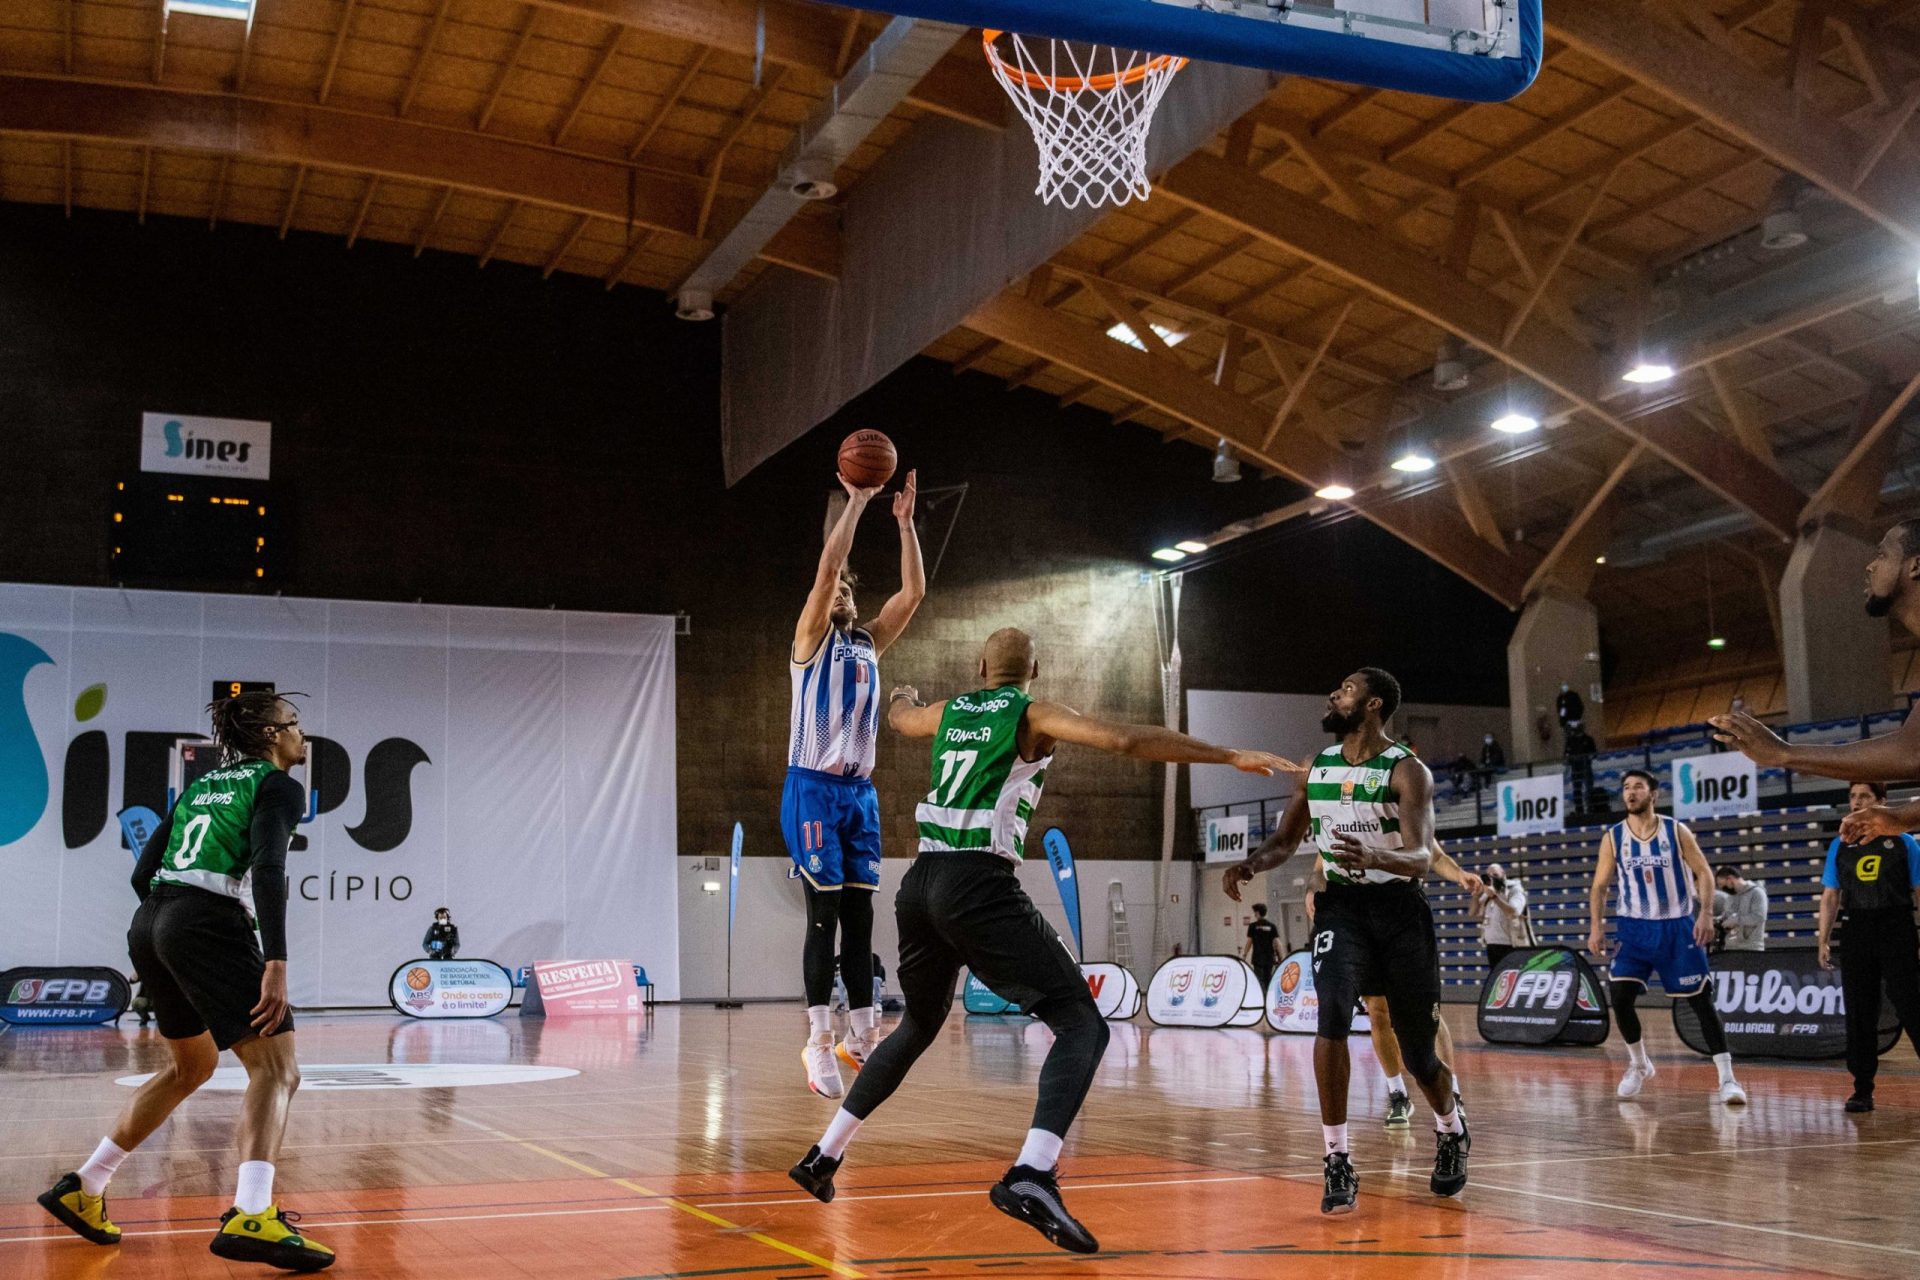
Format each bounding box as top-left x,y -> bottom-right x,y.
1023,700 -> 1298,773
793,479 -> 881,663
1223,786 -> 1311,902
1427,842 -> 1484,897
1711,708 -> 1920,783
887,686 -> 946,738
865,471 -> 924,657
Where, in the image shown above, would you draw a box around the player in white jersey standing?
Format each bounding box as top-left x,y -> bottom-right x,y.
1223,668 -> 1467,1216
787,469 -> 923,1098
1587,769 -> 1746,1104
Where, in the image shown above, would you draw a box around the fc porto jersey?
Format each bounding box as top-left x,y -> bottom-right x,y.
1612,815 -> 1695,920
789,626 -> 879,779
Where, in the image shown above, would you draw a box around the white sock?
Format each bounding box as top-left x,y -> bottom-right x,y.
807,1005 -> 832,1038
1447,1062 -> 1461,1085
1322,1124 -> 1348,1156
849,1005 -> 877,1037
77,1138 -> 129,1197
1712,1052 -> 1736,1085
1016,1128 -> 1064,1171
1626,1040 -> 1652,1070
817,1108 -> 863,1160
1434,1106 -> 1463,1135
234,1161 -> 274,1215
1383,1073 -> 1406,1095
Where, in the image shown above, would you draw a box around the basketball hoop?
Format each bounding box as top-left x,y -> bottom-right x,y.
983,30 -> 1187,209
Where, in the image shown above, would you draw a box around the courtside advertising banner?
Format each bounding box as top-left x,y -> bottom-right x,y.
1673,948 -> 1898,1060
1082,962 -> 1140,1019
0,585 -> 680,1005
389,958 -> 514,1019
1497,773 -> 1565,837
521,959 -> 644,1016
1203,814 -> 1250,863
1266,949 -> 1317,1033
0,966 -> 131,1026
1671,753 -> 1759,821
963,970 -> 1019,1014
1041,827 -> 1084,953
139,412 -> 272,480
1476,947 -> 1610,1046
1146,955 -> 1264,1027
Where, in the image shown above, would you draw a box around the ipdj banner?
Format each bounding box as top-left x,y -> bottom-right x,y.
389,958 -> 514,1020
1203,815 -> 1250,864
1145,955 -> 1264,1028
0,585 -> 681,1005
0,966 -> 131,1026
140,412 -> 273,480
520,959 -> 645,1017
1671,753 -> 1759,821
1497,773 -> 1565,837
1263,949 -> 1372,1035
1673,947 -> 1900,1060
1476,947 -> 1609,1046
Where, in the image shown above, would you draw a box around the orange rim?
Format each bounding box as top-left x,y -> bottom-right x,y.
982,29 -> 1187,92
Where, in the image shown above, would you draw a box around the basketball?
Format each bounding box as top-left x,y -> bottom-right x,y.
837,430 -> 897,489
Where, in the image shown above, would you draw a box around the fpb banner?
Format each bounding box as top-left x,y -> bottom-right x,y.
1497,773 -> 1565,837
1041,827 -> 1083,955
1672,753 -> 1759,820
1145,955 -> 1264,1028
389,959 -> 514,1020
1203,814 -> 1250,863
0,966 -> 131,1026
1476,947 -> 1610,1046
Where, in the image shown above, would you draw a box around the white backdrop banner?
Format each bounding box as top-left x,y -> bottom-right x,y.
1672,753 -> 1759,820
0,585 -> 679,1005
1497,773 -> 1565,837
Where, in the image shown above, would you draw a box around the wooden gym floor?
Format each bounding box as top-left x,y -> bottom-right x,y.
2,1004 -> 1916,1279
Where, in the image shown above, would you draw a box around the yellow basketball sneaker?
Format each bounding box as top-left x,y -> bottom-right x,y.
37,1172 -> 121,1245
209,1204 -> 336,1271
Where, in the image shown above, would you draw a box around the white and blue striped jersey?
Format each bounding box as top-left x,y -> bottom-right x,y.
789,626 -> 879,779
1610,815 -> 1696,920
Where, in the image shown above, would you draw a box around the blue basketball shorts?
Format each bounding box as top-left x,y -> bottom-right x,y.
1610,915 -> 1711,995
782,767 -> 882,891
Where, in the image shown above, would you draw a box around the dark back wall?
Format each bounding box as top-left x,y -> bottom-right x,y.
0,203 -> 1511,861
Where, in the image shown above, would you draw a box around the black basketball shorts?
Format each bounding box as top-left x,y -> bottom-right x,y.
128,885 -> 294,1050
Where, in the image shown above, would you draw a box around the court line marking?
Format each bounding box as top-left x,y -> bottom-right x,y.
449,1114 -> 864,1279
0,1202 -> 674,1246
1468,1177 -> 1920,1261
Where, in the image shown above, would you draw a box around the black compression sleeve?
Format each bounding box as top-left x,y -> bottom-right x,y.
249,771 -> 305,962
131,809 -> 175,901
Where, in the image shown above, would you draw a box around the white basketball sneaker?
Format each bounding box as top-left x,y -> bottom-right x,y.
1717,1078 -> 1748,1106
802,1032 -> 844,1099
835,1028 -> 879,1073
1617,1060 -> 1655,1099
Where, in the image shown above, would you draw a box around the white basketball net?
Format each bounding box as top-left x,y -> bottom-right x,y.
984,32 -> 1187,210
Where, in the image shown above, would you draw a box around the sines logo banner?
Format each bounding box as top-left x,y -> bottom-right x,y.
1672,753 -> 1759,821
1497,773 -> 1565,837
140,413 -> 273,480
1203,814 -> 1250,864
388,958 -> 514,1019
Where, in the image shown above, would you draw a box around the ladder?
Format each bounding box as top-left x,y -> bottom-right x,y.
1107,881 -> 1134,971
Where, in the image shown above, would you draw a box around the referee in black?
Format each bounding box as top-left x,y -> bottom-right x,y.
1817,781 -> 1920,1112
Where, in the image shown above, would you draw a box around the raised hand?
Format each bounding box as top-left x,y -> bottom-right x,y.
1840,803 -> 1904,844
1707,711 -> 1789,767
1230,750 -> 1304,776
1221,861 -> 1255,902
893,469 -> 918,525
840,474 -> 883,504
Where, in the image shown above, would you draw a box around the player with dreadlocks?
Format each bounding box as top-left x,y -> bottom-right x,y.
38,691 -> 335,1272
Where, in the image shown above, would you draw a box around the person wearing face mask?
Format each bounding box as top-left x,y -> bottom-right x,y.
1556,682 -> 1584,734
1475,732 -> 1505,792
1473,863 -> 1531,967
423,908 -> 460,960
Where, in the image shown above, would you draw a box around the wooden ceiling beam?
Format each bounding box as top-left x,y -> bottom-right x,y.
0,74 -> 837,279
476,12 -> 538,133
1444,459 -> 1507,550
965,289 -> 1527,605
345,176 -> 378,248
1154,151 -> 1807,539
553,26 -> 626,146
1524,443 -> 1646,598
413,185 -> 453,256
1704,360 -> 1779,469
627,47 -> 710,160
1803,369 -> 1920,521
397,0 -> 456,119
543,213 -> 592,279
318,0 -> 359,106
1552,0 -> 1920,246
208,154 -> 230,229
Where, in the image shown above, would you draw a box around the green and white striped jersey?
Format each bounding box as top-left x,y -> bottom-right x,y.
915,687 -> 1050,862
1305,741 -> 1414,886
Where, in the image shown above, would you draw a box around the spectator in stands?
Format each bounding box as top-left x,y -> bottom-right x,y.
1557,682 -> 1585,734
1712,864 -> 1768,951
1242,904 -> 1281,994
1476,732 -> 1505,790
1472,863 -> 1531,966
1818,781 -> 1920,1112
1564,720 -> 1598,815
423,907 -> 459,960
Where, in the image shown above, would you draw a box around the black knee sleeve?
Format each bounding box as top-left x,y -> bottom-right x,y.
1611,980 -> 1643,1043
802,885 -> 842,1006
1384,997 -> 1444,1086
837,890 -> 875,1009
1685,988 -> 1728,1056
1030,996 -> 1110,1138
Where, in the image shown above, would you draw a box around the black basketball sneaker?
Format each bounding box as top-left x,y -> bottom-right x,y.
788,1145 -> 842,1203
989,1164 -> 1098,1254
1321,1152 -> 1358,1214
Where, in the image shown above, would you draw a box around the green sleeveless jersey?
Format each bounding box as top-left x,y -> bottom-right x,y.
151,757 -> 281,901
915,687 -> 1050,862
1304,741 -> 1414,886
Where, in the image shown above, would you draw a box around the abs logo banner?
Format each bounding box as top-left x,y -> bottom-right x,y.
1266,949 -> 1317,1033
0,966 -> 131,1026
140,412 -> 272,480
1673,948 -> 1898,1060
388,958 -> 513,1019
1203,815 -> 1250,864
1146,956 -> 1264,1027
1672,753 -> 1759,821
1476,947 -> 1609,1046
1497,773 -> 1565,837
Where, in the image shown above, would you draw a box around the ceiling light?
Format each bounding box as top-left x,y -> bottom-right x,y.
1315,483 -> 1356,501
1594,555 -> 1607,565
1621,362 -> 1674,384
1211,438 -> 1241,483
167,0 -> 254,18
1759,173 -> 1808,251
1432,336 -> 1469,392
1489,412 -> 1539,434
1707,636 -> 1727,650
1391,448 -> 1436,473
676,288 -> 715,322
1106,321 -> 1188,351
1174,540 -> 1208,554
1150,547 -> 1188,563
